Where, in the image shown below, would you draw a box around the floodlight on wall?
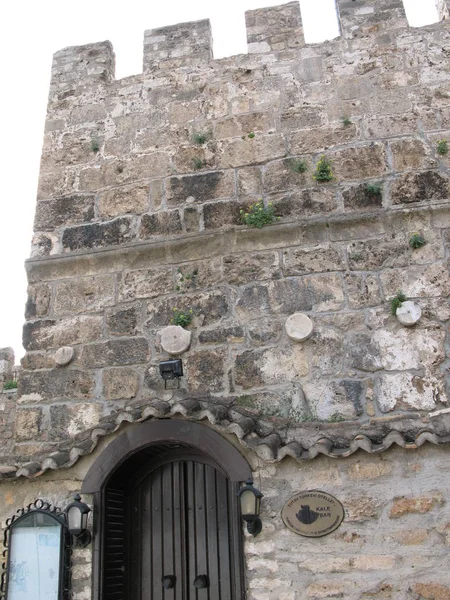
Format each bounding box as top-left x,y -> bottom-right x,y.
237,479 -> 263,536
159,359 -> 183,388
65,494 -> 92,547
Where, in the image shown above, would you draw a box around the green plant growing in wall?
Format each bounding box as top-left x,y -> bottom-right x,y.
240,200 -> 279,228
313,156 -> 333,182
192,132 -> 209,146
289,159 -> 308,174
3,380 -> 17,390
90,137 -> 100,153
247,132 -> 255,139
409,232 -> 426,249
390,291 -> 407,315
365,182 -> 382,197
342,117 -> 352,127
192,157 -> 204,171
171,308 -> 193,328
437,140 -> 449,156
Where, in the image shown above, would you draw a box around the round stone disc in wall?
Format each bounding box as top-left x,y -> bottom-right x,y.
396,301 -> 422,327
285,313 -> 314,342
160,325 -> 191,355
54,346 -> 74,366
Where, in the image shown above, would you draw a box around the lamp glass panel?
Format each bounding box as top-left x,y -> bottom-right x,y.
66,505 -> 82,534
240,488 -> 257,517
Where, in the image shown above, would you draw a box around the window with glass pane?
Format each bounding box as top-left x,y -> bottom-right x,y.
6,512 -> 63,600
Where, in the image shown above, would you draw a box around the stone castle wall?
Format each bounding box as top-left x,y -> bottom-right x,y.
14,0 -> 450,455
2,2 -> 450,598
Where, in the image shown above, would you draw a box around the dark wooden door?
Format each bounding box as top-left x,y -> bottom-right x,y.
127,459 -> 243,600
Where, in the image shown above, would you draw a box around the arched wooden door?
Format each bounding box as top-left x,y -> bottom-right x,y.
82,420 -> 250,600
127,456 -> 242,599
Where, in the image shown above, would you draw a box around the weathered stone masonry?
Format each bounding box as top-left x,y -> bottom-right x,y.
3,1 -> 450,598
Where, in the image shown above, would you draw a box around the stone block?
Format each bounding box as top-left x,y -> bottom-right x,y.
49,403 -> 103,440
174,146 -> 217,175
245,1 -> 304,52
98,184 -> 150,218
198,325 -> 245,345
18,369 -> 95,402
281,106 -> 324,131
183,206 -> 200,233
215,113 -> 274,139
25,284 -> 51,319
412,583 -> 450,600
34,194 -> 95,231
54,275 -> 115,316
345,496 -> 381,522
389,493 -> 444,518
391,171 -> 450,204
15,409 -> 42,441
345,333 -> 382,372
79,338 -> 150,368
147,291 -> 229,328
203,200 -> 244,229
302,379 -> 364,420
102,368 -> 139,400
30,232 -> 60,257
309,326 -> 344,376
166,171 -> 236,207
263,158 -> 313,193
306,582 -> 345,598
139,211 -> 182,238
186,349 -> 226,393
21,352 -> 55,371
247,317 -> 282,345
235,346 -> 308,389
380,264 -> 450,299
271,187 -> 337,218
268,274 -> 345,314
23,316 -> 103,351
175,258 -> 223,293
373,329 -> 445,371
329,144 -> 387,181
345,272 -> 382,309
289,124 -> 359,154
364,113 -> 419,138
238,167 -> 262,196
347,237 -> 409,270
283,245 -> 345,276
62,217 -> 133,251
119,267 -> 173,301
342,183 -> 383,210
223,252 -> 280,285
346,460 -> 392,481
106,306 -> 140,336
220,135 -> 286,169
377,372 -> 445,412
390,138 -> 429,171
22,319 -> 57,351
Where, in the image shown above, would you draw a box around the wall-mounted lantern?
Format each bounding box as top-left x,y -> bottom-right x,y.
237,479 -> 263,537
65,494 -> 92,547
159,359 -> 183,388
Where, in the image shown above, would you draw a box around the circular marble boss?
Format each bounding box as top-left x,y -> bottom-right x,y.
396,300 -> 422,326
285,313 -> 314,342
160,325 -> 192,355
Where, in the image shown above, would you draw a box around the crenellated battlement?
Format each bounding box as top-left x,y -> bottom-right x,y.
48,1 -> 450,94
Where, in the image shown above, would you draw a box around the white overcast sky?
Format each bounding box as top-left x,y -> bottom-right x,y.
0,0 -> 439,362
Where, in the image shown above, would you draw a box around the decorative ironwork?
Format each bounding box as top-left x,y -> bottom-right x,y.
0,499 -> 72,600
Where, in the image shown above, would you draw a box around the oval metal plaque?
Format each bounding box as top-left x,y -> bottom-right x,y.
281,490 -> 344,537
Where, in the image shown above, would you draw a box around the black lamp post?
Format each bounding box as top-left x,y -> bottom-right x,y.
237,479 -> 263,536
65,494 -> 92,547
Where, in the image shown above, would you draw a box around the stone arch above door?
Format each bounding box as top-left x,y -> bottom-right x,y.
82,418 -> 252,494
